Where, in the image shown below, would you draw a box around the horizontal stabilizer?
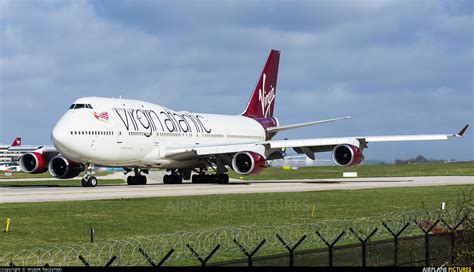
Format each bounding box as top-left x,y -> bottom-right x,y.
266,116 -> 350,133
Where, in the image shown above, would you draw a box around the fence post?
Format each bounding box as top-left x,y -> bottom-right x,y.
233,239 -> 266,267
78,255 -> 90,267
382,222 -> 410,266
350,227 -> 378,267
414,219 -> 440,266
90,227 -> 94,243
186,243 -> 221,267
315,231 -> 345,267
275,234 -> 307,267
78,255 -> 117,267
104,256 -> 117,267
139,247 -> 174,267
440,217 -> 466,265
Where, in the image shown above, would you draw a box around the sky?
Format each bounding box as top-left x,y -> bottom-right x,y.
0,0 -> 473,162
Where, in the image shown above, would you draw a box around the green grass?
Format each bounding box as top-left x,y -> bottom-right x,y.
231,162 -> 474,180
0,171 -> 112,179
0,179 -> 125,187
0,184 -> 472,253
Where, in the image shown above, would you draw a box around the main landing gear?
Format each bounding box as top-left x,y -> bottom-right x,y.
161,168 -> 229,184
191,169 -> 229,184
163,169 -> 183,184
81,164 -> 97,187
125,168 -> 148,185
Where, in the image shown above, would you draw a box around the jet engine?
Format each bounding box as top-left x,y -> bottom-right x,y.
231,151 -> 267,175
19,152 -> 49,174
331,144 -> 364,167
48,155 -> 84,179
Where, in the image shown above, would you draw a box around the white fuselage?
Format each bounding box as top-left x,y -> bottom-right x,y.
52,97 -> 266,168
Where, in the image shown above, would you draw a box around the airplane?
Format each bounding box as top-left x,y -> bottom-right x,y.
18,49 -> 469,187
0,137 -> 22,170
11,137 -> 22,147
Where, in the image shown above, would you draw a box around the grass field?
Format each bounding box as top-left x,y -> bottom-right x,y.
230,162 -> 474,180
0,184 -> 472,254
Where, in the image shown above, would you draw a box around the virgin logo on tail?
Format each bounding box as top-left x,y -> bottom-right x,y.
241,49 -> 279,118
11,137 -> 21,147
258,73 -> 275,118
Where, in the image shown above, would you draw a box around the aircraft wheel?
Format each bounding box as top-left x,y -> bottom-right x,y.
164,175 -> 182,184
127,176 -> 136,185
192,174 -> 203,184
88,176 -> 98,187
217,174 -> 229,184
81,177 -> 89,187
174,175 -> 183,184
139,175 -> 147,185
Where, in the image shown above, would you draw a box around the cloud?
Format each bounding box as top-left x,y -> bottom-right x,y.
0,0 -> 472,161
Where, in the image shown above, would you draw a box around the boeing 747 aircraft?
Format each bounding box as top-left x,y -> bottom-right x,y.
19,50 -> 468,187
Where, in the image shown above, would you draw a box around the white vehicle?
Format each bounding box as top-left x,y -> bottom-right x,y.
19,50 -> 469,187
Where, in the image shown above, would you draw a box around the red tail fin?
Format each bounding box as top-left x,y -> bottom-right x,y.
242,49 -> 280,118
11,137 -> 21,146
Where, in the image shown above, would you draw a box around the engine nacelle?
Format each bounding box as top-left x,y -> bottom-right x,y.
231,151 -> 267,175
332,144 -> 364,167
19,152 -> 49,174
48,155 -> 84,179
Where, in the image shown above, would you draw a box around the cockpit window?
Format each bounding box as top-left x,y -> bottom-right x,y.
69,104 -> 93,109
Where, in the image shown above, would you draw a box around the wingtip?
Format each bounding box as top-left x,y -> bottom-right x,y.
457,124 -> 469,137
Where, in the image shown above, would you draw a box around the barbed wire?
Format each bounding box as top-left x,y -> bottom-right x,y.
1,206 -> 471,266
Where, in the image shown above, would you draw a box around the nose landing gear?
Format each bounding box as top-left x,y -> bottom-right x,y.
125,168 -> 148,185
81,164 -> 97,187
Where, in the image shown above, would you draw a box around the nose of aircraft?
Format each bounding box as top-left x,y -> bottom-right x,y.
51,112 -> 86,161
51,121 -> 69,150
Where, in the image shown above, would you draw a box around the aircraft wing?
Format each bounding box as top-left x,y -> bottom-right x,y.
165,143 -> 266,161
266,116 -> 350,133
164,125 -> 468,161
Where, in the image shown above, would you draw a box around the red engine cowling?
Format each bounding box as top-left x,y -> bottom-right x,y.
19,152 -> 49,174
332,144 -> 364,167
231,151 -> 267,175
48,155 -> 84,179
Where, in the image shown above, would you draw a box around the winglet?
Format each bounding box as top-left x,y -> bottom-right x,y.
456,125 -> 469,137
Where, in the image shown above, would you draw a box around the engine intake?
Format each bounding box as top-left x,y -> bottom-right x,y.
48,155 -> 84,179
332,144 -> 364,167
231,151 -> 267,175
19,152 -> 48,174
